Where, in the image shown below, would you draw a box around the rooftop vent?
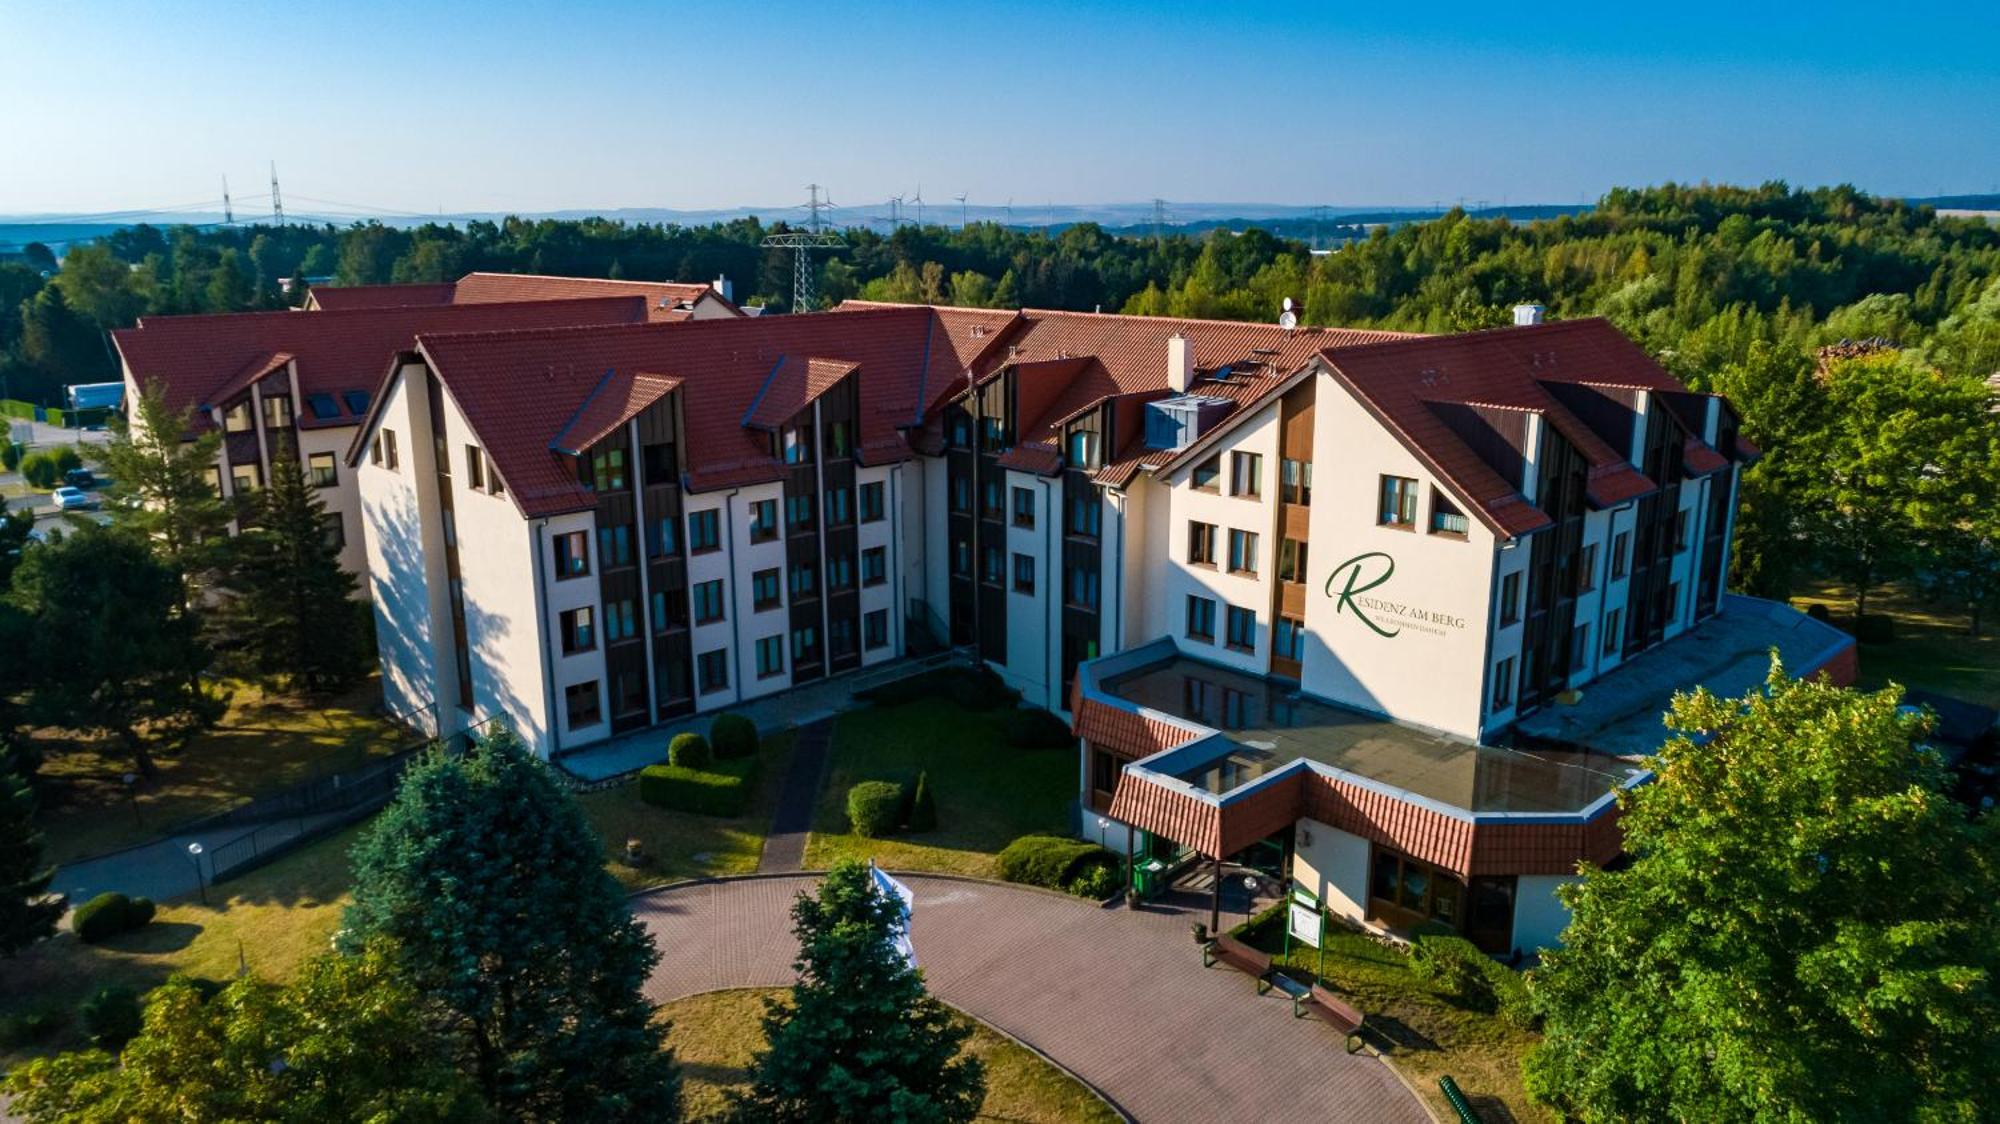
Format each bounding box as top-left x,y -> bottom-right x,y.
1144,394 -> 1233,451
713,275 -> 734,302
1513,303 -> 1546,326
1167,333 -> 1194,393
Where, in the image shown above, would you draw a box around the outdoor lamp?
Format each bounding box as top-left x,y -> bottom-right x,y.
187,841 -> 208,905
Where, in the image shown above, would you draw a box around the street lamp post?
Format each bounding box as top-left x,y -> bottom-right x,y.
122,772 -> 141,828
187,841 -> 207,905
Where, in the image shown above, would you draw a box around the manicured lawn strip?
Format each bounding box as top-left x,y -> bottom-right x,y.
1792,580 -> 2000,708
658,988 -> 1120,1124
580,731 -> 795,892
33,676 -> 412,866
1236,912 -> 1551,1124
802,699 -> 1077,878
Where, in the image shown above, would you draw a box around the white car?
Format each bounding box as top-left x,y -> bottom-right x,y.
52,486 -> 97,511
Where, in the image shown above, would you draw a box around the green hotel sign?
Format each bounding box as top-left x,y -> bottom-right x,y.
1325,551 -> 1469,639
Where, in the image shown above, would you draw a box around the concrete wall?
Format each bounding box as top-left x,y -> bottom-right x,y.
294,424 -> 369,576
357,365 -> 442,735
1156,401 -> 1283,677
1513,874 -> 1580,952
1291,817 -> 1373,928
857,462 -> 901,668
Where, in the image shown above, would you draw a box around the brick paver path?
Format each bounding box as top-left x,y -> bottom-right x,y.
755,719 -> 834,872
634,874 -> 1430,1124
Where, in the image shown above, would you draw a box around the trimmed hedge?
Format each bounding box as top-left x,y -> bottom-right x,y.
73,892 -> 156,943
709,712 -> 758,759
906,771 -> 937,832
1408,933 -> 1537,1030
847,781 -> 903,838
0,399 -> 34,420
998,834 -> 1120,897
997,706 -> 1072,749
81,986 -> 142,1051
638,755 -> 758,817
667,731 -> 712,769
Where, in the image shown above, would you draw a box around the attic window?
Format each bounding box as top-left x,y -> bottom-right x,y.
307,393 -> 340,420
342,390 -> 370,415
1430,491 -> 1469,537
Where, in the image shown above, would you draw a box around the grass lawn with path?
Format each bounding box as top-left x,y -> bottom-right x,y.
658,988 -> 1120,1124
1237,911 -> 1552,1124
802,698 -> 1077,878
580,731 -> 795,892
1791,580 -> 2000,708
31,676 -> 411,866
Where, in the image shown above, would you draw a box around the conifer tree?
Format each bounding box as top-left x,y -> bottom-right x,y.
733,860 -> 983,1123
220,449 -> 364,691
98,388 -> 234,601
0,748 -> 61,956
343,728 -> 680,1121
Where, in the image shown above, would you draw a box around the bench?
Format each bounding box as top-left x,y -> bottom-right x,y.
1202,933 -> 1275,995
1290,980 -> 1368,1054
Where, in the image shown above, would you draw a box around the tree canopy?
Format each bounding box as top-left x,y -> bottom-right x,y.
218,448 -> 366,691
1523,658 -> 2000,1122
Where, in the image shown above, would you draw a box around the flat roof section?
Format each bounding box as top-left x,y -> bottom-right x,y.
1101,657 -> 1639,814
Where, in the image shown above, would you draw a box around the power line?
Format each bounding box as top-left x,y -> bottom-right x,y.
759,183 -> 843,312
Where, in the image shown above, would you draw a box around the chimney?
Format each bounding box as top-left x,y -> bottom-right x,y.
1513,303 -> 1545,327
712,275 -> 734,303
1167,333 -> 1193,393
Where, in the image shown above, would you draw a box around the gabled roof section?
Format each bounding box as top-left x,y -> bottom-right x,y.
113,297 -> 651,433
451,272 -> 741,321
550,371 -> 684,456
306,282 -> 456,311
742,356 -> 858,431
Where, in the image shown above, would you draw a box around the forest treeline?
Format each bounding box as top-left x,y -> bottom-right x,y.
2,182 -> 1996,615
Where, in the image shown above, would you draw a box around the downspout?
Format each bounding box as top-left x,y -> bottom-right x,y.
628,418 -> 659,719
1479,536 -> 1504,742
889,464 -> 905,657
1043,474 -> 1058,709
531,517 -> 558,756
1110,488 -> 1126,654
721,488 -> 742,703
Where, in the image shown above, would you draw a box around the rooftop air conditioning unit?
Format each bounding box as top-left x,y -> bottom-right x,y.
1144,395 -> 1233,451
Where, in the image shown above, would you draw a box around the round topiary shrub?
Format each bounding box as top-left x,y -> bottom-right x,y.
998,835 -> 1119,896
709,712 -> 759,760
19,452 -> 58,489
846,780 -> 904,838
73,891 -> 153,943
80,985 -> 142,1051
0,440 -> 20,471
52,446 -> 82,475
1067,862 -> 1119,899
667,732 -> 712,769
906,771 -> 938,833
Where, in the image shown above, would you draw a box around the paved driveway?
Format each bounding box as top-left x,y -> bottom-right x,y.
634,874 -> 1430,1124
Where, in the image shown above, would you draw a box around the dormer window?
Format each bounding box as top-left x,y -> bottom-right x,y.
782,426 -> 813,465
223,401 -> 253,433
1067,429 -> 1099,468
1429,491 -> 1469,536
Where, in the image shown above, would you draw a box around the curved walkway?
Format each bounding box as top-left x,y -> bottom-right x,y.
634,874 -> 1429,1124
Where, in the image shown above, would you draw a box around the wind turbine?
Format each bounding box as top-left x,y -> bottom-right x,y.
955,192 -> 969,229
911,184 -> 925,227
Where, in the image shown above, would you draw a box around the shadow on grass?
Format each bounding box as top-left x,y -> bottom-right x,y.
99,920 -> 204,953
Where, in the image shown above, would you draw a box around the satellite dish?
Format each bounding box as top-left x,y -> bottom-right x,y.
1278,310 -> 1299,330
1281,296 -> 1296,312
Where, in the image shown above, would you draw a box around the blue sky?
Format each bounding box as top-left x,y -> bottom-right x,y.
3,0 -> 1995,215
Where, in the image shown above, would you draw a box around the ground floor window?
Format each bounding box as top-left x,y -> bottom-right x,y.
613,670 -> 647,717
564,681 -> 601,731
697,649 -> 729,693
863,609 -> 888,650
1368,846 -> 1462,931
755,636 -> 784,679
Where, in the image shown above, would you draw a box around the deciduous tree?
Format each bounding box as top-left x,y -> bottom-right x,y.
97,387 -> 235,600
1523,658 -> 2000,1122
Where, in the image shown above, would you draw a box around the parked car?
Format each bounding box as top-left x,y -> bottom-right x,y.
63,467 -> 96,488
52,486 -> 97,511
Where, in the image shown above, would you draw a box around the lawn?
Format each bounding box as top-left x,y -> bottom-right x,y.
579,731 -> 795,892
32,676 -> 412,866
802,698 -> 1077,878
1237,911 -> 1552,1124
1791,580 -> 2000,708
658,988 -> 1120,1124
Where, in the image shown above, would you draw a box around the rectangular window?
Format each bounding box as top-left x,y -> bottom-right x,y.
787,494 -> 814,530
564,681 -> 601,730
697,649 -> 729,693
861,546 -> 886,586
1191,455 -> 1221,492
1012,553 -> 1035,593
1666,581 -> 1681,624
1281,458 -> 1312,506
1227,530 -> 1258,576
650,589 -> 687,633
1611,531 -> 1630,579
1578,544 -> 1598,592
749,499 -> 779,542
688,509 -> 720,553
1499,572 -> 1521,626
465,445 -> 485,491
1066,428 -> 1100,468
790,561 -> 818,599
948,413 -> 972,449
490,469 -> 504,497
1278,538 -> 1309,584
950,475 -> 972,514
203,466 -> 222,496
604,598 -> 639,642
781,426 -> 813,465
304,452 -> 337,489
262,395 -> 292,429
1604,608 -> 1623,655
981,545 -> 1004,586
1066,564 -> 1100,609
224,401 -> 253,433
1569,623 -> 1591,672
377,429 -> 400,470
231,463 -> 261,493
860,481 -> 885,522
642,441 -> 676,486
826,420 -> 851,458
864,608 -> 889,649
951,538 -> 971,577
756,636 -> 785,678
1230,452 -> 1262,498
980,479 -> 1003,521
652,516 -> 678,558
692,579 -> 726,624
596,523 -> 633,568
1186,595 -> 1217,642
1067,494 -> 1101,538
1379,475 -> 1418,527
1674,510 -> 1691,552
321,512 -> 345,551
1274,616 -> 1306,662
1492,657 -> 1515,712
829,617 -> 855,659
791,626 -> 817,663
1430,492 -> 1468,536
1225,605 -> 1256,651
553,531 -> 590,579
307,393 -> 339,420
827,553 -> 854,592
825,488 -> 851,525
752,568 -> 782,611
589,447 -> 627,491
1188,521 -> 1217,566
1012,486 -> 1035,528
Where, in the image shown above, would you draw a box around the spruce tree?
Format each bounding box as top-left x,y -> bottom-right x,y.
343,728 -> 680,1121
98,388 -> 234,602
733,861 -> 983,1123
0,748 -> 61,956
220,449 -> 364,692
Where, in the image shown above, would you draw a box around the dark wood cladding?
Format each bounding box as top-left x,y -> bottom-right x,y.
948,374 -> 1011,665
637,397 -> 694,721
1270,382 -> 1314,680
819,379 -> 861,677
1059,404 -> 1109,704
1517,425 -> 1588,715
585,425 -> 650,734
1621,406 -> 1687,658
1429,401 -> 1530,490
1695,467 -> 1731,620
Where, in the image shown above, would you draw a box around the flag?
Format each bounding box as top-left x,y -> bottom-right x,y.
870,862 -> 918,969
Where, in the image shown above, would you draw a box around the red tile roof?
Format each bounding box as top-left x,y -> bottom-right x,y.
306,282 -> 456,311
742,357 -> 858,431
550,372 -> 684,456
306,273 -> 742,322
113,297 -> 651,433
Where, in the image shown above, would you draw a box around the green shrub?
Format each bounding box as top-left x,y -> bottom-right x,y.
80,986 -> 142,1051
709,712 -> 759,759
847,781 -> 903,838
906,771 -> 937,832
1486,959 -> 1537,1030
1854,613 -> 1897,644
667,731 -> 712,769
997,706 -> 1072,749
857,665 -> 1018,711
1408,934 -> 1486,1000
0,440 -> 20,470
19,451 -> 58,488
0,1006 -> 64,1048
1067,862 -> 1120,899
998,834 -> 1119,897
52,446 -> 82,475
0,399 -> 33,420
637,756 -> 757,817
73,891 -> 153,943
